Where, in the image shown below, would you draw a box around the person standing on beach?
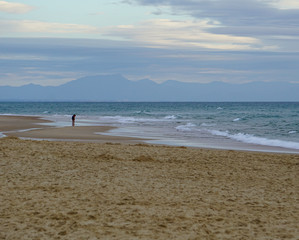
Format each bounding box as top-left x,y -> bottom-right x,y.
72,114 -> 76,126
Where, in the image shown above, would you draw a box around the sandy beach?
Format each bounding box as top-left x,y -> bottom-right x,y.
0,116 -> 298,239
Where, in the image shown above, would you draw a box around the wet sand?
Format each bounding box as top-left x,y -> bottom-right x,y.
1,115 -> 145,144
0,116 -> 298,239
0,115 -> 52,132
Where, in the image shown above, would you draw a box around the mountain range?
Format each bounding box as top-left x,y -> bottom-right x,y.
1,75 -> 298,101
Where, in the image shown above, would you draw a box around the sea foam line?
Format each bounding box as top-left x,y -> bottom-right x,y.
210,130 -> 299,150
0,132 -> 6,138
175,123 -> 196,132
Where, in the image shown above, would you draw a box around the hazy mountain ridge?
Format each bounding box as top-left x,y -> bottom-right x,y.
1,75 -> 298,101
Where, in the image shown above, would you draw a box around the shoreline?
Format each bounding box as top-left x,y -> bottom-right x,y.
1,115 -> 299,154
0,115 -> 147,144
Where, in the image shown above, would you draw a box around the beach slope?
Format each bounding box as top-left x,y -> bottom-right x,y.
0,136 -> 298,239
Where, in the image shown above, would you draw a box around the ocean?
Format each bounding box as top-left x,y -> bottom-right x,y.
1,102 -> 299,153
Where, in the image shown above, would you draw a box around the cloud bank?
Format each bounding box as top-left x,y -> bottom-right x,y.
1,0 -> 298,51
128,0 -> 299,51
0,20 -> 99,35
0,1 -> 33,14
1,38 -> 298,87
105,19 -> 265,50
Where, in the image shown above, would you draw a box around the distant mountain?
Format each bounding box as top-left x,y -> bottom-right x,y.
1,74 -> 299,101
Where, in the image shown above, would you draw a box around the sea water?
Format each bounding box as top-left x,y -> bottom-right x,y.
0,102 -> 299,153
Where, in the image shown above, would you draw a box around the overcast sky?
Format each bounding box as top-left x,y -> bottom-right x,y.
0,0 -> 299,86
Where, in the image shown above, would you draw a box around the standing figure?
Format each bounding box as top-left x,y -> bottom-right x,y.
72,114 -> 76,126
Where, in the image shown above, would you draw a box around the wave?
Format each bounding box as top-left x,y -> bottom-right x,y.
102,116 -> 140,124
175,123 -> 196,132
233,118 -> 241,122
133,110 -> 152,115
164,115 -> 177,120
0,132 -> 6,138
101,115 -> 167,124
209,130 -> 299,150
200,122 -> 216,127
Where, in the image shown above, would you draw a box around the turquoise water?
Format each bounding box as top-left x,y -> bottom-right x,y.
1,102 -> 299,152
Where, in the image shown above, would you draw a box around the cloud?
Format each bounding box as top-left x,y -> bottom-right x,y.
0,71 -> 79,87
271,0 -> 299,9
1,38 -> 299,86
133,0 -> 299,26
0,54 -> 49,61
104,19 -> 268,50
89,12 -> 105,16
0,1 -> 33,14
0,20 -> 99,34
129,0 -> 299,51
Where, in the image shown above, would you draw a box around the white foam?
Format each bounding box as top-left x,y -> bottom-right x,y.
288,130 -> 297,134
201,122 -> 216,127
17,128 -> 41,133
210,130 -> 229,137
101,115 -> 163,125
233,118 -> 241,122
209,130 -> 299,150
0,132 -> 6,138
164,115 -> 177,120
116,116 -> 137,124
133,110 -> 151,115
1,113 -> 15,116
176,123 -> 196,132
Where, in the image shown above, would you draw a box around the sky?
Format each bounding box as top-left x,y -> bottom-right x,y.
0,0 -> 299,86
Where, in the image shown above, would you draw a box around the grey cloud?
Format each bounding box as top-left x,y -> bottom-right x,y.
209,25 -> 299,37
132,0 -> 299,50
135,0 -> 299,25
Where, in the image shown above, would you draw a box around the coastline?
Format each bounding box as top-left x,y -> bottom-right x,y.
0,115 -> 146,144
1,115 -> 299,154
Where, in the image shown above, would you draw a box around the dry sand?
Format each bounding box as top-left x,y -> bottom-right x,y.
0,116 -> 299,239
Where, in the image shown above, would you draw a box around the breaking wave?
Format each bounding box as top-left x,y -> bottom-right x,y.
175,123 -> 196,132
164,115 -> 177,120
209,130 -> 299,150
